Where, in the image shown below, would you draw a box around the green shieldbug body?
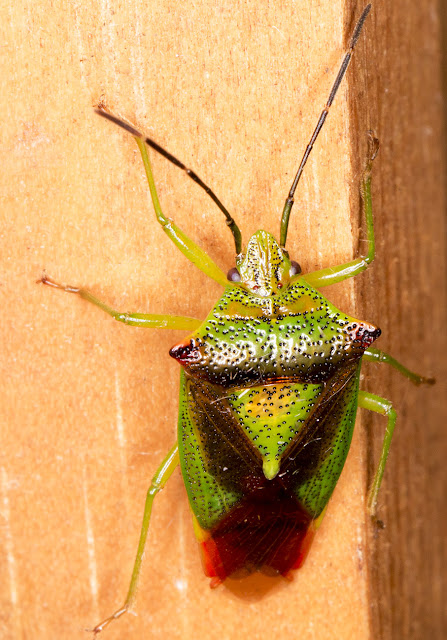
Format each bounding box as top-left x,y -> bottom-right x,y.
173,234 -> 380,581
40,4 -> 434,634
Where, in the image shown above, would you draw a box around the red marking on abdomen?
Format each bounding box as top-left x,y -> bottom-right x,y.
199,484 -> 314,582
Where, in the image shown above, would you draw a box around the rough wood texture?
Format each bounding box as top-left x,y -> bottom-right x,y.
2,1 -> 445,639
351,2 -> 447,638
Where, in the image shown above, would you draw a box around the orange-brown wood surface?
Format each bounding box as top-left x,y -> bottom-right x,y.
2,1 -> 445,639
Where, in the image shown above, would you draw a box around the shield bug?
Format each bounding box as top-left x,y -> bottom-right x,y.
39,3 -> 434,635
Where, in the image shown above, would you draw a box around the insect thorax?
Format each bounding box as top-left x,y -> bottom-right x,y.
170,269 -> 380,387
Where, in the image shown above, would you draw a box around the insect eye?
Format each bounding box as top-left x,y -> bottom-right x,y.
289,261 -> 301,276
227,267 -> 241,282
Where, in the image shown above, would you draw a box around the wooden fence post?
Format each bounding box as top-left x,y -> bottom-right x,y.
2,1 -> 445,638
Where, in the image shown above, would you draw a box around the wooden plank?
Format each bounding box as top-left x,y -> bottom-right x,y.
1,1 -> 445,639
350,1 -> 447,638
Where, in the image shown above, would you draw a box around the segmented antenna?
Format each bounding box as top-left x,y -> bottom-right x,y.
95,109 -> 242,255
280,4 -> 371,248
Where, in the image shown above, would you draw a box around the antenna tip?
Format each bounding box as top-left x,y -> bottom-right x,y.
350,4 -> 372,48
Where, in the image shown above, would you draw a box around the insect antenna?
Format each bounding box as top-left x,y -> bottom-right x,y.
279,3 -> 371,249
95,109 -> 242,255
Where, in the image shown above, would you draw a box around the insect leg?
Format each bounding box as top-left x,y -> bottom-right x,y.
92,443 -> 180,635
96,111 -> 228,286
304,133 -> 379,289
357,391 -> 396,516
38,275 -> 202,330
134,137 -> 229,286
96,110 -> 242,255
363,348 -> 435,385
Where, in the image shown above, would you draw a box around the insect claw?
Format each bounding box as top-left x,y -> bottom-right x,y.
38,274 -> 61,289
38,274 -> 80,293
369,515 -> 386,537
90,605 -> 129,635
366,131 -> 380,163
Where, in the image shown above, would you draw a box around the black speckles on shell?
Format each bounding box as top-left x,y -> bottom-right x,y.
171,279 -> 380,388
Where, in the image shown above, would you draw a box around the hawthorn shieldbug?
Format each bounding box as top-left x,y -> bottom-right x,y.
39,3 -> 435,635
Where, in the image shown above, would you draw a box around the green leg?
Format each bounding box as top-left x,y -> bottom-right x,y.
364,348 -> 435,385
135,137 -> 228,287
96,114 -> 228,286
92,443 -> 180,635
39,275 -> 202,331
96,110 -> 242,255
304,133 -> 379,289
357,391 -> 396,516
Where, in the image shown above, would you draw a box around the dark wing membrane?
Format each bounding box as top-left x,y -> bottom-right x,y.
180,375 -> 266,531
197,362 -> 361,579
179,363 -> 361,579
189,377 -> 264,477
280,360 -> 361,518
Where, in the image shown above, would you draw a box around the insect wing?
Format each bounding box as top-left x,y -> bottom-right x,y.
178,359 -> 361,581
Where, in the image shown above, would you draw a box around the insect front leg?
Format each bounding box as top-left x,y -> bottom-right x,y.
357,391 -> 396,516
134,137 -> 229,286
38,275 -> 202,330
304,133 -> 379,289
363,348 -> 435,385
95,111 -> 230,287
92,443 -> 179,635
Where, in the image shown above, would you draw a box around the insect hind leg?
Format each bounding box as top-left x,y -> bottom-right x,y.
91,443 -> 179,635
357,391 -> 396,517
363,348 -> 435,385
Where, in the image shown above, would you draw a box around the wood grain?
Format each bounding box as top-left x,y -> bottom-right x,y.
350,2 -> 447,638
1,1 -> 445,639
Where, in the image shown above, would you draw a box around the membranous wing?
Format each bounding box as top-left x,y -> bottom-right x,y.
179,359 -> 361,531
